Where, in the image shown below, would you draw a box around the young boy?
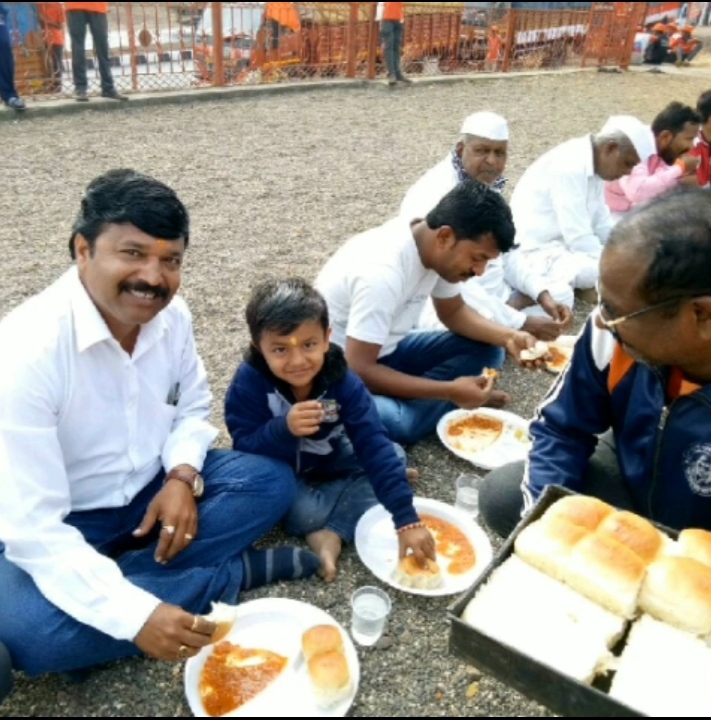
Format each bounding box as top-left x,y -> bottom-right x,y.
225,278 -> 435,582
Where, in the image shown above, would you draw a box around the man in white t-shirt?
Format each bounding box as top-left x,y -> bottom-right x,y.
403,110 -> 573,341
315,180 -> 543,446
0,170 -> 319,681
505,115 -> 656,308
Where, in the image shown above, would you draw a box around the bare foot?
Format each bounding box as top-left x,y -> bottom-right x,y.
406,467 -> 419,483
484,390 -> 511,409
306,529 -> 343,583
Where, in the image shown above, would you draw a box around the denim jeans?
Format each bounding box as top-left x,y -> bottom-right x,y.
380,20 -> 404,79
284,440 -> 406,544
0,449 -> 296,677
0,21 -> 18,102
373,331 -> 505,445
66,10 -> 115,93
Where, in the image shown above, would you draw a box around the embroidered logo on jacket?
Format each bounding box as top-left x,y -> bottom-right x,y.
684,443 -> 711,497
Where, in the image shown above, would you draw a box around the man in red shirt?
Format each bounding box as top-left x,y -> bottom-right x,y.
37,2 -> 65,93
65,2 -> 127,101
377,2 -> 411,86
690,89 -> 711,189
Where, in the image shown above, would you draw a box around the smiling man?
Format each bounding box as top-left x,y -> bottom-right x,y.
315,180 -> 543,446
0,170 -> 318,684
479,187 -> 711,537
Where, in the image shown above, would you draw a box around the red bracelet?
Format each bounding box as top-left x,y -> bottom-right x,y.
396,521 -> 426,534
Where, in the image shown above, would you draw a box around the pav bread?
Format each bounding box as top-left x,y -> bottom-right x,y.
514,516 -> 587,581
301,624 -> 344,662
393,555 -> 443,589
541,495 -> 615,532
638,556 -> 711,635
202,601 -> 239,643
563,532 -> 647,619
677,528 -> 711,570
520,340 -> 550,361
306,650 -> 353,708
597,510 -> 671,565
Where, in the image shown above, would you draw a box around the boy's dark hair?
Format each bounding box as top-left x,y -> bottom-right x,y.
425,179 -> 516,253
246,278 -> 329,344
697,90 -> 711,124
651,101 -> 701,137
69,169 -> 190,258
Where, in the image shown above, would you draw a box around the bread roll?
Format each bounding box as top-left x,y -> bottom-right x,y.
678,528 -> 711,570
542,495 -> 615,532
302,624 -> 344,662
597,510 -> 670,565
514,517 -> 587,581
392,555 -> 443,590
638,556 -> 711,635
306,650 -> 352,708
202,602 -> 238,643
610,614 -> 711,716
564,532 -> 646,618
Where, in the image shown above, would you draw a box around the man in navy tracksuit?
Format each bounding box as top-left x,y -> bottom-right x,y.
0,2 -> 25,110
225,278 -> 435,581
481,187 -> 711,537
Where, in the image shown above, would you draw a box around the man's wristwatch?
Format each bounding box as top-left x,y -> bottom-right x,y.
165,467 -> 205,498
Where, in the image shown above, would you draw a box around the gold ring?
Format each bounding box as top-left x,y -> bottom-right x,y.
191,615 -> 200,632
162,525 -> 176,535
178,644 -> 189,661
185,533 -> 194,541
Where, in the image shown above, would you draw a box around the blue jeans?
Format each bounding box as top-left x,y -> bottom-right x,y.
0,449 -> 296,677
380,20 -> 404,79
284,441 -> 406,544
0,21 -> 18,102
373,331 -> 505,445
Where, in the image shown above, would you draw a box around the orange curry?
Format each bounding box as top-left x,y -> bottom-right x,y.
420,513 -> 476,575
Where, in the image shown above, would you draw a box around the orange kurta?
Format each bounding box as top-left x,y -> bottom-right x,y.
65,2 -> 109,14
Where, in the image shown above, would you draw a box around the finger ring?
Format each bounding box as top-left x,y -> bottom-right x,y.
191,615 -> 200,632
162,525 -> 176,535
178,644 -> 189,661
185,533 -> 194,541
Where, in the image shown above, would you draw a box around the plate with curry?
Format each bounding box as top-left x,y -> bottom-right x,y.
437,407 -> 532,470
544,335 -> 577,374
354,497 -> 493,597
184,598 -> 359,717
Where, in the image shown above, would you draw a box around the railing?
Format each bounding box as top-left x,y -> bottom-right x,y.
4,2 -> 653,103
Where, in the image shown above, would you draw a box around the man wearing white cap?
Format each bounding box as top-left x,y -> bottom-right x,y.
402,111 -> 572,342
505,115 -> 656,307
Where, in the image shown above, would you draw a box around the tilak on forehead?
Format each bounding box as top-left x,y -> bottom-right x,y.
156,239 -> 169,249
290,336 -> 298,346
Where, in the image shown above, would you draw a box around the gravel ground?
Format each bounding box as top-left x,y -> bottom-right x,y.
1,67 -> 711,717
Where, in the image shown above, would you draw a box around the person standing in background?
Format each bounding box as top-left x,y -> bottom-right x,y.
37,2 -> 65,93
65,2 -> 127,101
376,2 -> 411,86
0,1 -> 25,110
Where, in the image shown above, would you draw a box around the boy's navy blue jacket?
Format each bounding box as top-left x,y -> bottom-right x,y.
224,344 -> 419,529
523,316 -> 711,531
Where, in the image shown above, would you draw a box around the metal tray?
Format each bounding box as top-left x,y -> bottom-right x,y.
447,484 -> 679,718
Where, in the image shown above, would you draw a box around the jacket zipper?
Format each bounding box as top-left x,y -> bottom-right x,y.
289,390 -> 328,476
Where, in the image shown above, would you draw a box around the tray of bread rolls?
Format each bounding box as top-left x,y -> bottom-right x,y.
448,485 -> 711,718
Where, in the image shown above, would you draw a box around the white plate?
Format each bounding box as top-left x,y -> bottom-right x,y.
184,598 -> 360,717
354,496 -> 493,597
436,407 -> 531,470
545,334 -> 578,374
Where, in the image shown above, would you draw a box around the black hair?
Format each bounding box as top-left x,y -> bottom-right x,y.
697,89 -> 711,124
69,169 -> 190,258
246,277 -> 329,344
425,179 -> 516,253
608,187 -> 711,313
651,101 -> 701,137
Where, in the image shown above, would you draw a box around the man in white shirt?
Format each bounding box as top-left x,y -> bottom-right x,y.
315,180 -> 544,446
0,170 -> 319,680
505,115 -> 656,308
403,110 -> 573,341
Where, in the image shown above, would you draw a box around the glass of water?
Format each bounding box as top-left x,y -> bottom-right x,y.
455,473 -> 482,519
350,586 -> 391,647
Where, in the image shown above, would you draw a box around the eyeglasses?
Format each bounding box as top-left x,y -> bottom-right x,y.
597,286 -> 711,341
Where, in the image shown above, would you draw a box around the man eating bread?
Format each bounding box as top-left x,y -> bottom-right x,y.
480,187 -> 711,537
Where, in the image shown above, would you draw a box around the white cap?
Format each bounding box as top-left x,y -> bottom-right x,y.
599,115 -> 656,163
460,111 -> 509,141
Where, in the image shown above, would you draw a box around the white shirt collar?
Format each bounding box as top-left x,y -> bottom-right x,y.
68,267 -> 168,355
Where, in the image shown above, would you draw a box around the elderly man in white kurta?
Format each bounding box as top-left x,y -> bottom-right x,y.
404,111 -> 572,342
506,115 -> 656,308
